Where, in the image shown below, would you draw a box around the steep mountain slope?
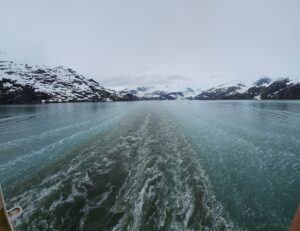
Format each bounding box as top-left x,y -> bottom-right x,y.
194,78 -> 300,100
0,61 -> 136,103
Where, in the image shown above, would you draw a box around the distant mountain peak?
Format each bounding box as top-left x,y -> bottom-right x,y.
120,85 -> 202,100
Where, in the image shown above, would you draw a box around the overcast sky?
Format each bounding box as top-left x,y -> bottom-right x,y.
1,0 -> 300,89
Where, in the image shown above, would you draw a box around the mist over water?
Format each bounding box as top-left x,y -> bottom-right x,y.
0,101 -> 300,231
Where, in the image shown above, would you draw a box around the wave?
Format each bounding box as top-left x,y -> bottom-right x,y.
8,105 -> 237,231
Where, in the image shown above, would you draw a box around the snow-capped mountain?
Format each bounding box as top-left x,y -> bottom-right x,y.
120,85 -> 202,100
194,81 -> 248,100
1,60 -> 300,103
0,60 -> 136,103
194,77 -> 300,100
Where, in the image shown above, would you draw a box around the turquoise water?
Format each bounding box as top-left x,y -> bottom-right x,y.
0,101 -> 300,230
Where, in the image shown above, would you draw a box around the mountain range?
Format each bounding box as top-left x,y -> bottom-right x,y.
1,60 -> 300,103
119,86 -> 202,100
194,77 -> 300,100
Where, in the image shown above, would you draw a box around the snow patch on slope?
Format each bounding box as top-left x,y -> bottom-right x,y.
0,61 -> 120,103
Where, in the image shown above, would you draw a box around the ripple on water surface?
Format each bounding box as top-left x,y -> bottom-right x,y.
1,101 -> 300,231
5,103 -> 236,231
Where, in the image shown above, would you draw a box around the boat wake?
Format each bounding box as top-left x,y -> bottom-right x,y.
7,104 -> 237,231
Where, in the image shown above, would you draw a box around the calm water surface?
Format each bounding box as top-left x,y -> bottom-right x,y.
0,101 -> 300,231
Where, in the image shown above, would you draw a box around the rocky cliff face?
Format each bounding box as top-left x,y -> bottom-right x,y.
194,78 -> 300,100
0,61 -> 136,103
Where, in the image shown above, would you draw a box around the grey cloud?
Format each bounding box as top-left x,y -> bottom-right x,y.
1,0 -> 300,89
0,49 -> 7,56
100,74 -> 193,89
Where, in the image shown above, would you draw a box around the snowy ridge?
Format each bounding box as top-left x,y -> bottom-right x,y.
0,60 -> 136,103
195,77 -> 300,100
